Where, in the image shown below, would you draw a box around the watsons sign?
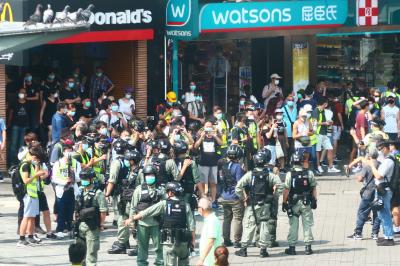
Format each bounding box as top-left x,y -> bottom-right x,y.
89,9 -> 152,25
199,0 -> 348,33
166,0 -> 198,40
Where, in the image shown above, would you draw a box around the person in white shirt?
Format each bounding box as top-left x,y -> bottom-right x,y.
381,93 -> 400,140
118,87 -> 135,121
262,73 -> 283,112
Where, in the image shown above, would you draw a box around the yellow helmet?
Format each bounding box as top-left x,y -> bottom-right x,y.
166,91 -> 177,103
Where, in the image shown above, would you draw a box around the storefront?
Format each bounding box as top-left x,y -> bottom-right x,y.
166,0 -> 400,114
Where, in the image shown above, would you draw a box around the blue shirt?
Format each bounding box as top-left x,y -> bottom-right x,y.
0,118 -> 6,143
222,162 -> 244,200
51,112 -> 67,143
282,105 -> 297,138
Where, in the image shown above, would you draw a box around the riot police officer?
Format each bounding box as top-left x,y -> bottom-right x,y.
220,144 -> 245,248
282,152 -> 317,255
130,164 -> 163,266
127,181 -> 195,266
75,169 -> 108,266
106,139 -> 131,254
235,150 -> 282,258
165,140 -> 202,202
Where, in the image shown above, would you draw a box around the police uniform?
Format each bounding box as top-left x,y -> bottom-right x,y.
284,167 -> 317,255
235,168 -> 282,257
130,184 -> 163,266
76,188 -> 108,266
108,157 -> 138,253
137,196 -> 195,266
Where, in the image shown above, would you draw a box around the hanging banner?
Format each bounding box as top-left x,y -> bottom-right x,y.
199,0 -> 348,33
292,42 -> 309,95
357,0 -> 378,26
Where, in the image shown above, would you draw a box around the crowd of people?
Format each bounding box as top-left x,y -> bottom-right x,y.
7,69 -> 400,266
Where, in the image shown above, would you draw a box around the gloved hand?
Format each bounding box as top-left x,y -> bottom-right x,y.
282,202 -> 289,212
311,198 -> 317,209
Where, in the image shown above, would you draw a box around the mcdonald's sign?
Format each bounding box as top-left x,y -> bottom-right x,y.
0,2 -> 14,22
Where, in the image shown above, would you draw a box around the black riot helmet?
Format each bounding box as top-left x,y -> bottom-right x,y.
259,147 -> 272,163
253,151 -> 270,167
291,151 -> 303,166
124,149 -> 141,164
113,139 -> 127,155
80,168 -> 95,181
142,164 -> 157,175
188,120 -> 201,132
158,138 -> 171,154
165,181 -> 184,196
147,139 -> 161,150
173,140 -> 188,155
130,119 -> 145,133
226,144 -> 243,160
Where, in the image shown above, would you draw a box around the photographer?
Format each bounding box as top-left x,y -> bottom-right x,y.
194,121 -> 222,208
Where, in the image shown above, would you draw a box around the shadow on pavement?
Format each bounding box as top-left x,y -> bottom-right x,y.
316,247 -> 365,254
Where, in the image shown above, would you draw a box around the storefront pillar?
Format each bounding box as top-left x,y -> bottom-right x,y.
172,40 -> 179,95
0,65 -> 6,171
134,41 -> 148,120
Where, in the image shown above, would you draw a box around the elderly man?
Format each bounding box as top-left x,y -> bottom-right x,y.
196,197 -> 222,266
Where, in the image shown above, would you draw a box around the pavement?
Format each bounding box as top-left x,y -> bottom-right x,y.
0,170 -> 399,266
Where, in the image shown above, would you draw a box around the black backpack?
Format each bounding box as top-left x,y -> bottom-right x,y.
10,162 -> 30,201
388,156 -> 400,193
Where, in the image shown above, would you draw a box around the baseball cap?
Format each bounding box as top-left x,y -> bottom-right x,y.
270,73 -> 282,79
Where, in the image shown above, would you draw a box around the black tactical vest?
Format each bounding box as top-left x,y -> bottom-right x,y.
250,169 -> 273,202
290,170 -> 311,195
78,190 -> 100,230
157,154 -> 171,185
222,162 -> 236,191
163,199 -> 187,229
175,159 -> 195,194
136,184 -> 160,212
121,167 -> 139,203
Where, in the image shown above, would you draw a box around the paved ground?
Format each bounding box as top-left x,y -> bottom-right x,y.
0,170 -> 399,266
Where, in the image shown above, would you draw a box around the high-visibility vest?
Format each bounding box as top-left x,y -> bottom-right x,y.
309,118 -> 318,145
53,159 -> 77,183
93,148 -> 105,182
248,121 -> 258,150
218,119 -> 229,148
20,162 -> 38,198
77,151 -> 90,165
346,97 -> 359,117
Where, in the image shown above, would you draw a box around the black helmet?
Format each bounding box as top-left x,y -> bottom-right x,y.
291,151 -> 303,166
158,138 -> 171,154
130,120 -> 145,132
113,139 -> 127,154
165,181 -> 184,196
173,140 -> 188,155
142,164 -> 157,175
80,168 -> 95,180
124,149 -> 141,164
226,144 -> 243,160
85,132 -> 99,145
147,139 -> 160,150
259,147 -> 272,163
188,121 -> 201,132
253,151 -> 270,167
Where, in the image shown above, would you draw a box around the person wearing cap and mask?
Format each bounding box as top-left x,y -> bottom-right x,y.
98,100 -> 128,131
183,82 -> 204,123
381,93 -> 400,140
23,72 -> 40,131
76,98 -> 96,122
52,141 -> 81,237
292,108 -> 313,169
75,168 -> 108,266
282,94 -> 298,162
157,91 -> 179,124
118,87 -> 136,121
213,106 -> 230,156
262,74 -> 283,113
60,77 -> 81,105
128,164 -> 164,265
40,72 -> 60,103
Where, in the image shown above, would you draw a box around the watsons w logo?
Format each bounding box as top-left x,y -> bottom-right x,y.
199,0 -> 348,33
89,9 -> 152,25
166,0 -> 191,26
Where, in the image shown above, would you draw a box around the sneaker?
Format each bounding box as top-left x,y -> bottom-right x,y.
352,166 -> 362,173
314,169 -> 322,176
33,234 -> 42,243
317,166 -> 325,173
27,237 -> 41,245
224,240 -> 233,247
347,233 -> 362,240
112,220 -> 118,227
371,233 -> 378,240
17,239 -> 30,247
55,232 -> 64,238
327,167 -> 341,173
0,177 -> 4,183
377,239 -> 395,246
334,157 -> 342,162
46,233 -> 57,239
320,161 -> 328,167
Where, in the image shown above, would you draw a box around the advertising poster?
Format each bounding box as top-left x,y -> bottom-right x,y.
292,42 -> 309,95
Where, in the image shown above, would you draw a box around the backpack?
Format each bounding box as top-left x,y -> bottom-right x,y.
10,162 -> 30,201
388,156 -> 400,193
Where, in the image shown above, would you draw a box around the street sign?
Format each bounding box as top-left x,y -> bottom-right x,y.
357,0 -> 378,26
166,0 -> 198,40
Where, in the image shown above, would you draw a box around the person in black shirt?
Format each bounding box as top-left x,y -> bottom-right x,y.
8,88 -> 29,163
24,72 -> 40,131
76,98 -> 96,122
40,72 -> 60,103
194,121 -> 222,208
39,89 -> 59,145
59,77 -> 81,104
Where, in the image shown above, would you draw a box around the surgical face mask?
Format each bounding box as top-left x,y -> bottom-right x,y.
96,72 -> 103,77
18,93 -> 25,99
369,104 -> 374,110
287,100 -> 294,107
31,160 -> 38,166
215,113 -> 223,120
297,94 -> 303,100
48,74 -> 55,80
276,115 -> 283,120
85,101 -> 91,108
174,134 -> 180,141
274,79 -> 280,85
195,96 -> 201,101
68,82 -> 75,88
63,108 -> 68,114
111,105 -> 119,112
100,128 -> 108,136
374,97 -> 380,102
25,76 -> 32,82
53,93 -> 59,98
306,113 -> 311,119
145,175 -> 156,185
81,180 -> 91,187
239,100 -> 245,105
68,111 -> 76,117
125,94 -> 132,99
190,85 -> 196,91
73,73 -> 79,78
82,143 -> 89,150
248,115 -> 255,120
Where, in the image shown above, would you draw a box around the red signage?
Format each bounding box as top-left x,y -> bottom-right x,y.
357,0 -> 378,26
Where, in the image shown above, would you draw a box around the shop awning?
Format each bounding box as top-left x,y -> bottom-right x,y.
0,22 -> 90,54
